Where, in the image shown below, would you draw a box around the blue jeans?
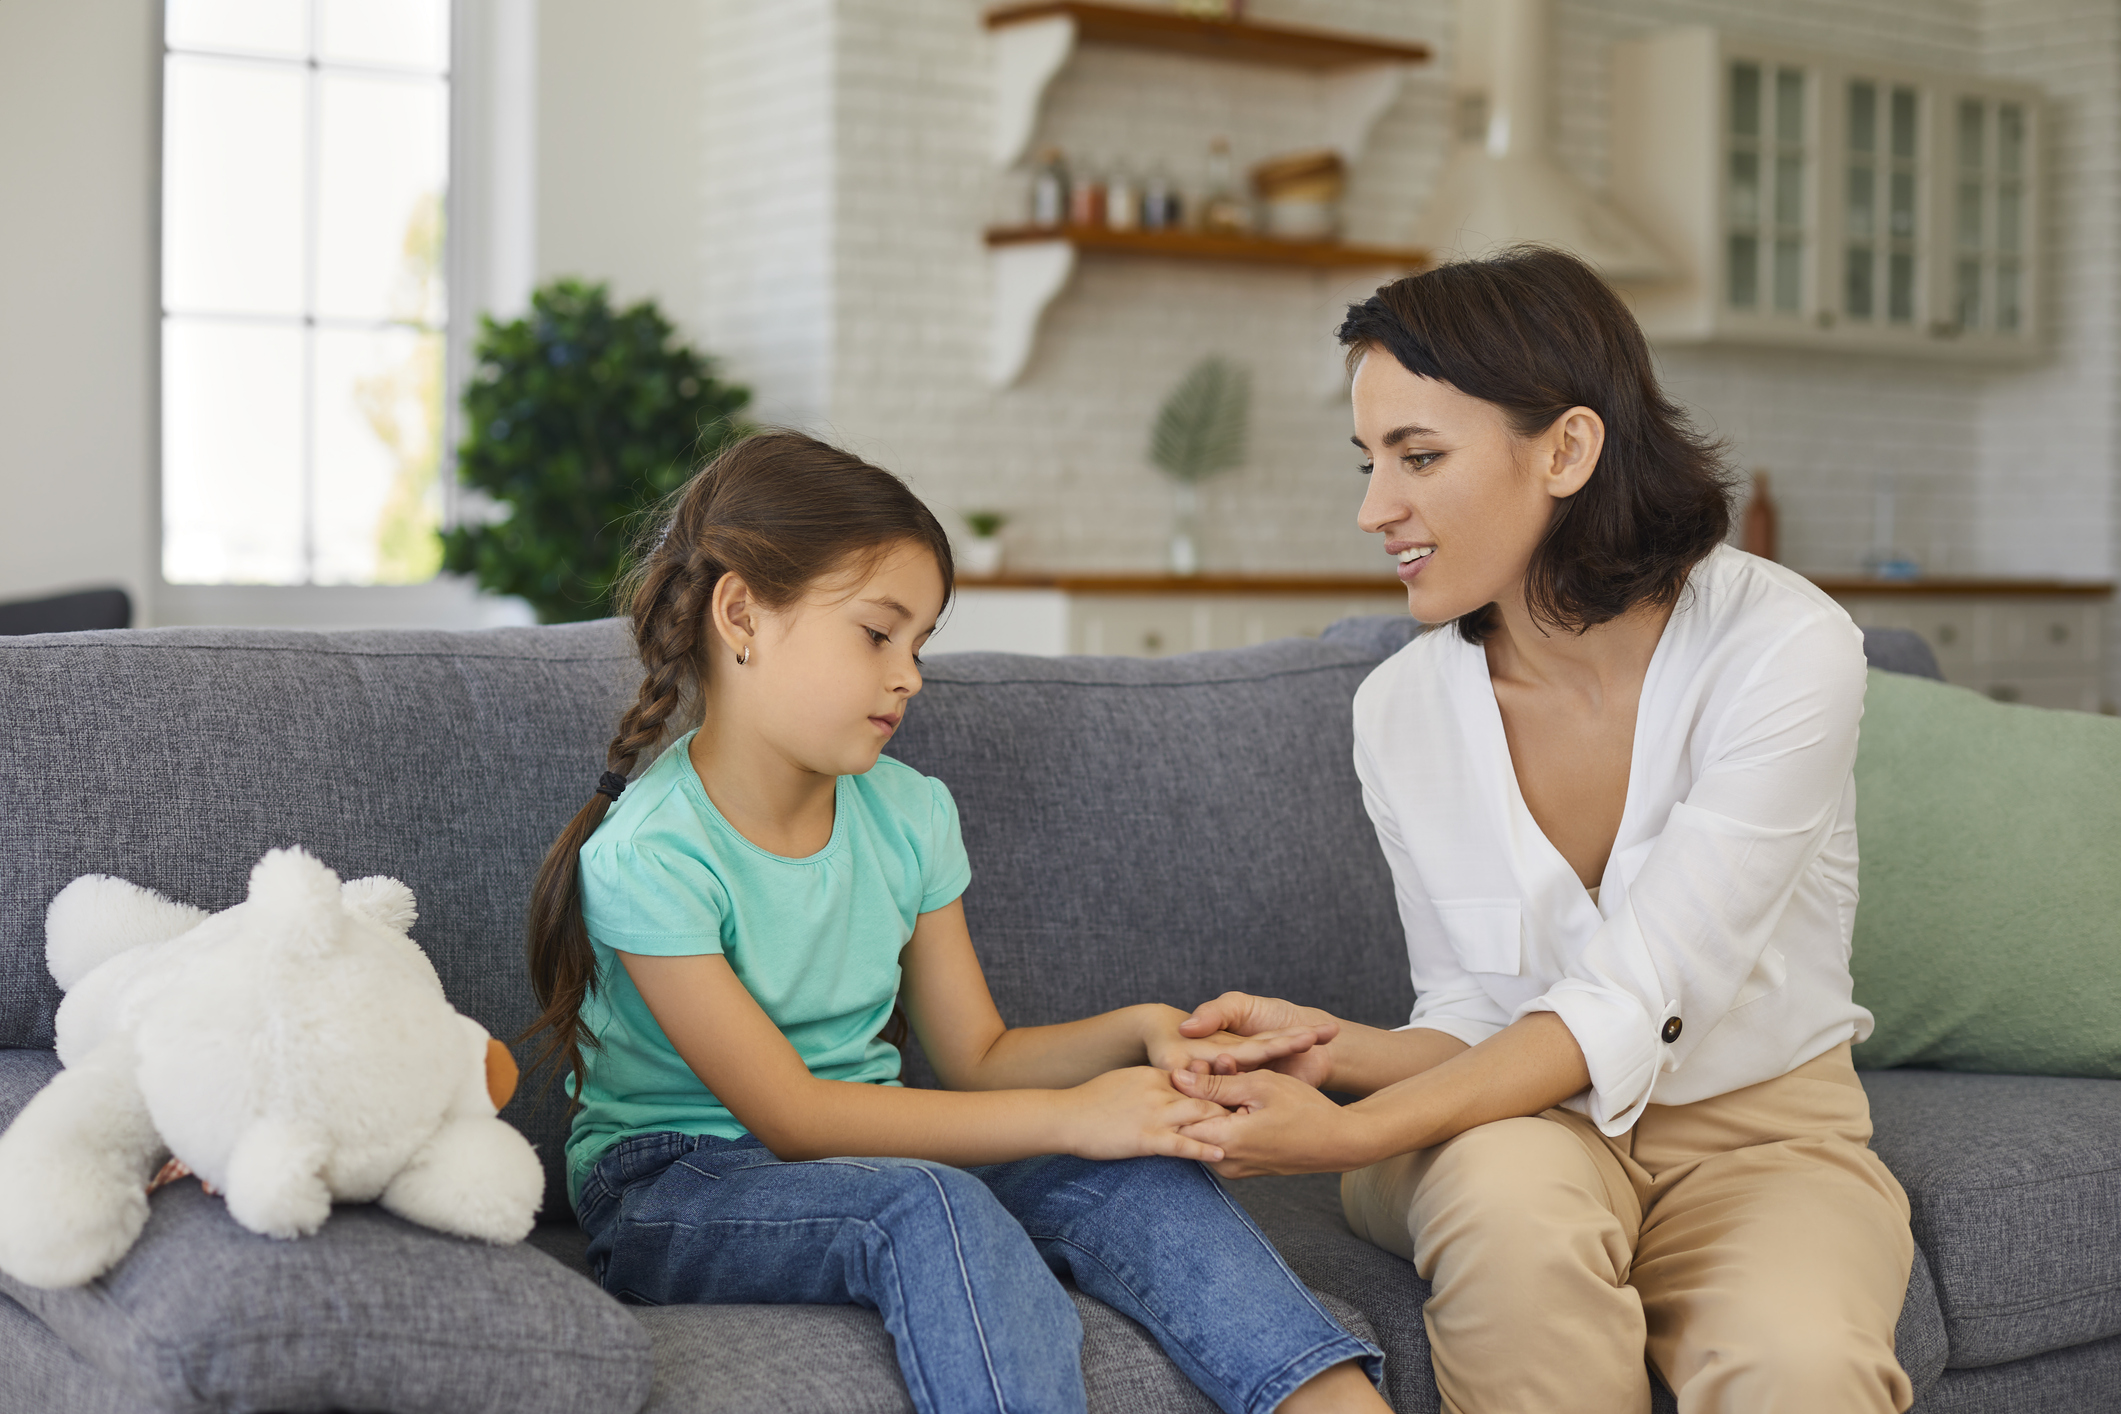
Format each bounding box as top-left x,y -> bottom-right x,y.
576,1133 -> 1382,1414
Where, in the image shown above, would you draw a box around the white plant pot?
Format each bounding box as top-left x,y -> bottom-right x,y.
961,537 -> 1005,577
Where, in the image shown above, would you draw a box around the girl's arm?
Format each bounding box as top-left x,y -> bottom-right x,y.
1170,1011 -> 1592,1177
898,901 -> 1330,1091
623,946 -> 1228,1166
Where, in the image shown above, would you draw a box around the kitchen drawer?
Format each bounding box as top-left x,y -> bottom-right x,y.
1986,601 -> 2102,670
1977,672 -> 2103,713
1838,596 -> 1980,673
1071,598 -> 1212,656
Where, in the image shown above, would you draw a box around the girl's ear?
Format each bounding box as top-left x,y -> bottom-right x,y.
709,571 -> 759,662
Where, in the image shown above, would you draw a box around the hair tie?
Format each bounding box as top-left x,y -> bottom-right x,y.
594,771 -> 629,801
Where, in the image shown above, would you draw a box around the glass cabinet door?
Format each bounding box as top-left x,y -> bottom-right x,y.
1727,60 -> 1809,317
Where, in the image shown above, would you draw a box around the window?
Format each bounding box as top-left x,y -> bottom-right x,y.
1727,61 -> 1806,315
161,0 -> 451,586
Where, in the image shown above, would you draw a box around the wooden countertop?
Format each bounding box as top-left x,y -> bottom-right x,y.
956,573 -> 2115,599
1811,577 -> 2114,598
957,574 -> 1407,596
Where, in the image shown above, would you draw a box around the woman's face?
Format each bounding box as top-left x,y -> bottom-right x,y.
1350,347 -> 1601,625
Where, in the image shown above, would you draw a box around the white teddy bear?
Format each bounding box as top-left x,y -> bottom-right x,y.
0,846 -> 544,1289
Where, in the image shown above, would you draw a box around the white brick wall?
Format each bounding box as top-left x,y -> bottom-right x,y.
693,0 -> 2121,688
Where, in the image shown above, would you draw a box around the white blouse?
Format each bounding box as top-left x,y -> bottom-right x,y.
1353,545 -> 1875,1134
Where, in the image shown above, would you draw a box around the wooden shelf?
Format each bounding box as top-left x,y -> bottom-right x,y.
958,573 -> 1407,596
986,225 -> 1430,271
983,3 -> 1430,71
1812,577 -> 2114,598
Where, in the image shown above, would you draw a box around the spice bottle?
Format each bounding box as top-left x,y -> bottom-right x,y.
1030,148 -> 1068,229
1068,160 -> 1107,228
1106,160 -> 1139,231
1201,138 -> 1249,235
1142,163 -> 1180,231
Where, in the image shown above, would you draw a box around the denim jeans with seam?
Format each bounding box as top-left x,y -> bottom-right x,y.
576,1131 -> 1383,1414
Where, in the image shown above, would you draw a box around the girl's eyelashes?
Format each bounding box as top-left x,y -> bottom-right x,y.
1357,461 -> 1374,477
865,627 -> 890,646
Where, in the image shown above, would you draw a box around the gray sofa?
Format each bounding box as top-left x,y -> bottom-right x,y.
0,618 -> 2114,1413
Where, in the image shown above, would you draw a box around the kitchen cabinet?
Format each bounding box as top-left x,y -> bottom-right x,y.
1818,579 -> 2111,711
1613,29 -> 2042,362
933,576 -> 1408,656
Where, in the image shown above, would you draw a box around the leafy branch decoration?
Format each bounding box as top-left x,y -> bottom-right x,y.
1149,357 -> 1251,484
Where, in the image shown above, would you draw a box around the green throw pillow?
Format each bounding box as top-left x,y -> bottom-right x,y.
1851,667 -> 2121,1077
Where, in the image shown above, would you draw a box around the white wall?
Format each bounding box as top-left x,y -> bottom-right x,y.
683,0 -> 2121,691
536,0 -> 715,338
0,0 -> 159,615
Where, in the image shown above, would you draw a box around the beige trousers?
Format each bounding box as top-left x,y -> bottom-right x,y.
1341,1045 -> 1914,1414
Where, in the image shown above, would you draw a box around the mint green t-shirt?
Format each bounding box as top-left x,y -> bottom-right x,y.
563,731 -> 971,1202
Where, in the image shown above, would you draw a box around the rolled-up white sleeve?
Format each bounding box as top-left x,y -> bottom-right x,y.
1518,610 -> 1867,1133
1356,731 -> 1515,1047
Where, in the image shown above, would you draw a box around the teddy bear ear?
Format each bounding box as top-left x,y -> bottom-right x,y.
341,876 -> 417,934
45,876 -> 210,991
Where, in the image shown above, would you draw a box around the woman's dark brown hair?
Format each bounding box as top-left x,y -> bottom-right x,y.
523,430 -> 954,1093
1337,244 -> 1733,642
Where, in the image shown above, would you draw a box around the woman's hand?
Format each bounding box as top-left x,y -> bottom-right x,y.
1058,1066 -> 1233,1164
1141,1003 -> 1336,1078
1168,1069 -> 1382,1178
1179,992 -> 1344,1089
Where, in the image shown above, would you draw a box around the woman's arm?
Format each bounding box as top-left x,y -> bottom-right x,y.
899,901 -> 1330,1091
1172,1011 -> 1591,1177
623,945 -> 1229,1166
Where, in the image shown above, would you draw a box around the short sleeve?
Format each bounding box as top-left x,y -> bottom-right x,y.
920,777 -> 974,914
579,838 -> 730,957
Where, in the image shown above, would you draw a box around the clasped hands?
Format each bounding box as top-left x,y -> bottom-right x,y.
1142,994 -> 1368,1179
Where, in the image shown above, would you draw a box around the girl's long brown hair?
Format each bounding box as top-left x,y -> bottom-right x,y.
522,430 -> 955,1093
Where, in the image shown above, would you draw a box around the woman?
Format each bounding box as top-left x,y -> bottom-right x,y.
1168,247 -> 1914,1414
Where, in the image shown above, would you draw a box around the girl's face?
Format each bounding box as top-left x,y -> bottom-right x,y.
743,540 -> 945,779
1349,347 -> 1601,625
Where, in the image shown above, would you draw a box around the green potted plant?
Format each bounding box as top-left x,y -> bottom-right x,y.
960,510 -> 1009,578
1148,356 -> 1250,576
443,279 -> 751,622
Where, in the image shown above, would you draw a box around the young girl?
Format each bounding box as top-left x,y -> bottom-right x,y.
524,431 -> 1386,1414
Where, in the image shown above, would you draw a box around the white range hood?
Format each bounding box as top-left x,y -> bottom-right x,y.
1414,0 -> 1671,283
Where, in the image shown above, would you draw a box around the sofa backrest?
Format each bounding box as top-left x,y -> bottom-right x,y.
0,623 -> 1411,1212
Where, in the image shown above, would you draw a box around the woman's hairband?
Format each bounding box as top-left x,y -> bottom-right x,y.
594,771 -> 629,801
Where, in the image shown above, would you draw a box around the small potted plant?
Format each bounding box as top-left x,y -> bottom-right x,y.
1149,356 -> 1250,576
960,510 -> 1008,578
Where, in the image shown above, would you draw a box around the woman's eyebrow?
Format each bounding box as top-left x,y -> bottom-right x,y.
861,596 -> 913,620
1379,423 -> 1440,448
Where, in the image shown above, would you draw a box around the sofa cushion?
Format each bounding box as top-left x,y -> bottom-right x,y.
1864,1068 -> 2121,1367
630,1289 -> 1376,1414
0,1286 -> 135,1414
1914,1331 -> 2121,1414
0,623 -> 638,1215
0,1049 -> 654,1414
1850,669 -> 2121,1077
881,641 -> 1416,1077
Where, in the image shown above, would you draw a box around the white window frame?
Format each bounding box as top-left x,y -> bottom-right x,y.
151,0 -> 537,629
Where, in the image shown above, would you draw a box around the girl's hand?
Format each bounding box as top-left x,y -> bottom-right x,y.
1145,1013 -> 1337,1079
1059,1066 -> 1233,1164
1177,993 -> 1343,1089
1169,1069 -> 1380,1178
